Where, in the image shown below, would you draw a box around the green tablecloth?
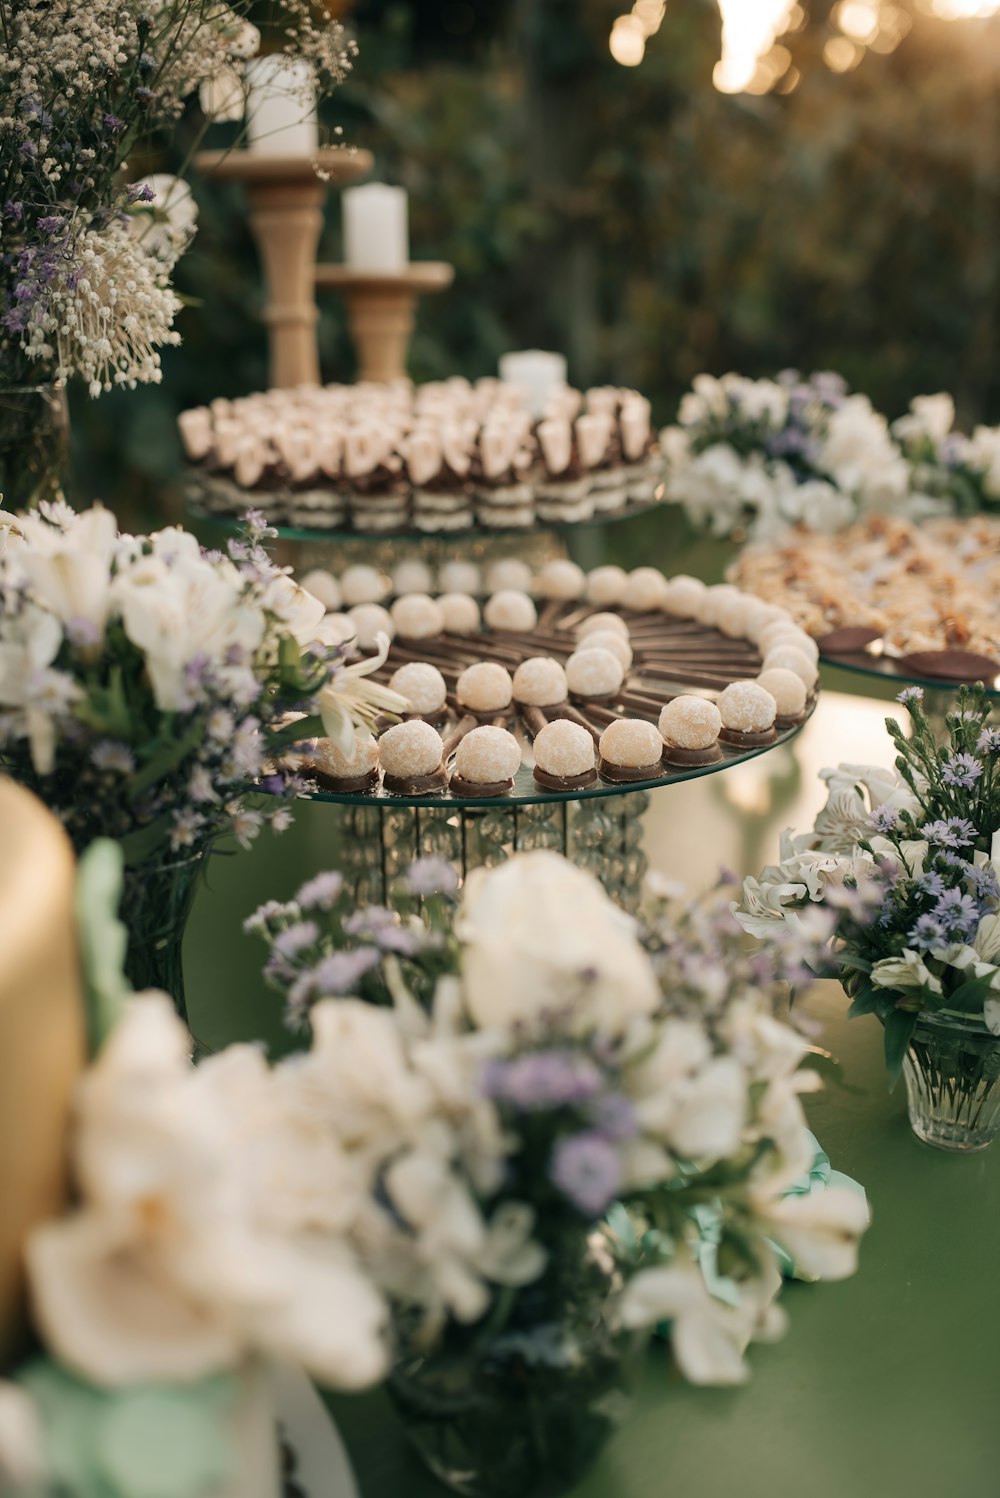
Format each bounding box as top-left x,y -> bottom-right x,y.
183,683 -> 1000,1497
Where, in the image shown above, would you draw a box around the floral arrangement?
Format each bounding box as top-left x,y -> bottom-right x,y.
0,0 -> 353,395
0,846 -> 868,1497
893,392 -> 1000,516
736,685 -> 1000,1080
0,503 -> 403,863
247,851 -> 868,1395
661,370 -> 911,541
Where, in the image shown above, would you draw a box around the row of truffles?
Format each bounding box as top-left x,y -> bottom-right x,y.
304,677 -> 795,801
729,514 -> 1000,663
180,377 -> 662,533
300,560 -> 821,696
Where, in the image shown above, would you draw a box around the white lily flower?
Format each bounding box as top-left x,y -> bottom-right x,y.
870,950 -> 942,998
620,1249 -> 784,1386
317,634 -> 409,753
756,1187 -> 870,1282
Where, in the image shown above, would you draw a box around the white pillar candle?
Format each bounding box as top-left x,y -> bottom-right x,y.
498,349 -> 569,417
342,184 -> 409,273
245,56 -> 317,155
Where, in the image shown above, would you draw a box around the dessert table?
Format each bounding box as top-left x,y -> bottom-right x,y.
322,981 -> 1000,1498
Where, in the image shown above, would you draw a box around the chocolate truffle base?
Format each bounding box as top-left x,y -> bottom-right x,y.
382,766 -> 449,796
448,774 -> 515,798
405,707 -> 450,727
310,767 -> 380,794
597,757 -> 662,783
533,767 -> 598,791
661,741 -> 723,768
719,726 -> 778,749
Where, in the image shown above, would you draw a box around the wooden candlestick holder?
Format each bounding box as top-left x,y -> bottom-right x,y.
194,147 -> 374,389
314,263 -> 455,382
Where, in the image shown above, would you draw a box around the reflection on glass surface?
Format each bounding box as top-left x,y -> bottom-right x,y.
642,690 -> 907,895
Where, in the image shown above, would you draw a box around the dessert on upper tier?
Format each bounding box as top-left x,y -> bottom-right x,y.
179,377 -> 663,533
279,562 -> 819,800
729,514 -> 1000,673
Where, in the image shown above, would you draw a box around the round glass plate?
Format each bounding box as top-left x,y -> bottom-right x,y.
185,493 -> 667,544
299,712 -> 812,810
819,646 -> 1000,697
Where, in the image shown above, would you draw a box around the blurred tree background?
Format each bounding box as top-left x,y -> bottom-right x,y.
76,0 -> 1000,518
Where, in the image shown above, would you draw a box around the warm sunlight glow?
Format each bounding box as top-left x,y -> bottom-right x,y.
713,0 -> 797,93
610,14 -> 646,66
930,0 -> 1000,15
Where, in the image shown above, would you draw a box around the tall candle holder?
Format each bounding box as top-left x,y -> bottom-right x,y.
194,147 -> 374,389
314,263 -> 455,383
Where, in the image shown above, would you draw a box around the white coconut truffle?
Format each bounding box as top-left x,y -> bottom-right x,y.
340,564 -> 390,607
586,565 -> 628,606
577,612 -> 630,641
761,645 -> 819,689
318,612 -> 356,647
755,668 -> 807,718
379,719 -> 444,778
599,718 -> 663,769
438,592 -> 481,634
456,661 -> 514,713
348,603 -> 394,650
537,559 -> 586,601
579,629 -> 632,671
718,681 -> 777,734
299,568 -> 341,612
758,622 -> 820,662
390,593 -> 445,641
439,559 -> 482,595
697,584 -> 742,628
658,696 -> 722,751
390,662 -> 448,716
454,725 -> 521,785
628,567 -> 670,612
392,559 -> 435,596
533,719 -> 596,779
566,648 -> 625,699
715,594 -> 761,640
484,589 -> 538,632
513,656 -> 568,707
486,558 -> 533,594
312,728 -> 380,779
663,575 -> 707,619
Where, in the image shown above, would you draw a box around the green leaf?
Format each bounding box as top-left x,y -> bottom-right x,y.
946,970 -> 999,1015
265,711 -> 325,751
883,1008 -> 919,1089
839,953 -> 873,977
129,718 -> 206,798
74,840 -> 130,1057
118,814 -> 175,867
847,980 -> 879,1018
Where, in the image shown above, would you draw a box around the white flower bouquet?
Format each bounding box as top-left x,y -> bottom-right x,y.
662,370 -> 910,541
735,685 -> 1000,1149
246,848 -> 867,1490
893,391 -> 1000,516
0,0 -> 353,397
0,847 -> 868,1498
0,502 -> 404,1004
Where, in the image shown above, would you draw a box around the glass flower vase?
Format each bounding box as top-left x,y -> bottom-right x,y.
119,850 -> 207,1027
902,1010 -> 1000,1153
388,1240 -> 636,1498
0,384 -> 71,511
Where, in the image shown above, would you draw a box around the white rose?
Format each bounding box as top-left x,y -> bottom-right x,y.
457,851 -> 660,1034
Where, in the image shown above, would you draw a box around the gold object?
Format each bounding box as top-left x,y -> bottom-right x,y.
194,148 -> 374,389
0,779 -> 86,1363
315,263 -> 455,382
